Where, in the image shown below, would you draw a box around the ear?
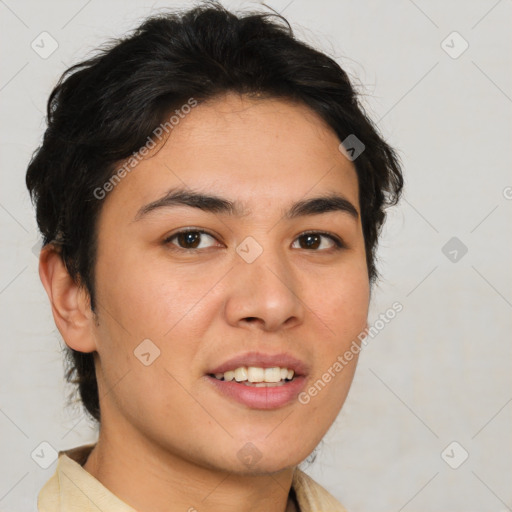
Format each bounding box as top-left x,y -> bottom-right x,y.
39,244 -> 97,353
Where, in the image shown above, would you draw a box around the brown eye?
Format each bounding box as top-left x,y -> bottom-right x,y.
292,232 -> 343,251
298,233 -> 322,250
164,230 -> 218,250
177,231 -> 201,248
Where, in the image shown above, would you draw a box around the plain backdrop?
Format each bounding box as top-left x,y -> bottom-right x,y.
1,1 -> 511,511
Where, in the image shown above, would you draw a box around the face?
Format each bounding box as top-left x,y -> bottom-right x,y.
89,93 -> 369,474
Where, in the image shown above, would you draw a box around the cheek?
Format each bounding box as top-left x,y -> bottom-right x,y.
92,254 -> 198,394
91,256 -> 211,428
96,246 -> 218,338
311,263 -> 370,340
301,265 -> 368,408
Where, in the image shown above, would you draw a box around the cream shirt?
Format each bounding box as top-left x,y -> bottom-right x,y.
37,444 -> 347,511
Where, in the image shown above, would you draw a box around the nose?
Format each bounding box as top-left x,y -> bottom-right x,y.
223,245 -> 305,332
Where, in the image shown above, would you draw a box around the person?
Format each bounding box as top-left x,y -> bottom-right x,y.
26,2 -> 403,511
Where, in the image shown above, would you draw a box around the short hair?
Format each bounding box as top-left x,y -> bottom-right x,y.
26,2 -> 403,423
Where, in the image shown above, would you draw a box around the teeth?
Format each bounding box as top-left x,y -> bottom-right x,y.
234,367 -> 248,382
264,367 -> 281,383
224,370 -> 235,382
212,366 -> 295,383
247,367 -> 264,382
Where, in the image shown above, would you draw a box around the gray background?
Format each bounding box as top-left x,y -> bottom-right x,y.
1,0 -> 511,510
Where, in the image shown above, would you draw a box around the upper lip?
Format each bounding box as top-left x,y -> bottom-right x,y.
208,351 -> 309,376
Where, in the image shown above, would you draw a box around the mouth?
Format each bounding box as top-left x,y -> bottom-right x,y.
205,352 -> 308,409
208,366 -> 296,387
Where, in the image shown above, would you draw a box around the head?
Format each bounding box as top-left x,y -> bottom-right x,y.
27,3 -> 402,473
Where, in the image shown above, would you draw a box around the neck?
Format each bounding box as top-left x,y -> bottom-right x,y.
82,420 -> 297,512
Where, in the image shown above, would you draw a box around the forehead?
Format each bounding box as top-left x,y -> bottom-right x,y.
102,93 -> 359,220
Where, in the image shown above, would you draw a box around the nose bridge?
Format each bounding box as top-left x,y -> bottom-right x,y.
225,235 -> 303,330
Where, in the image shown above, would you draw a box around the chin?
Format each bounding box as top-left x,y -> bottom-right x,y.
228,456 -> 300,477
233,441 -> 310,475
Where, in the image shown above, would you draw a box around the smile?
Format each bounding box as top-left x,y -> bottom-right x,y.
210,366 -> 295,385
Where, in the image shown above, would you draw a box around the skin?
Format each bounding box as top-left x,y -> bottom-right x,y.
39,92 -> 370,512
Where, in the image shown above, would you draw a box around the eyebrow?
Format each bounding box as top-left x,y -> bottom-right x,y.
133,187 -> 359,222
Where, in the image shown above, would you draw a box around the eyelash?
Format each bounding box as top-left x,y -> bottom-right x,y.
163,228 -> 345,253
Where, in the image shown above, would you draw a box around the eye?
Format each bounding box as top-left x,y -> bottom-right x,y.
163,229 -> 344,253
291,231 -> 344,251
164,229 -> 220,250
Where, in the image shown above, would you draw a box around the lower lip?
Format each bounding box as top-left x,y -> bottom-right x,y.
205,375 -> 306,409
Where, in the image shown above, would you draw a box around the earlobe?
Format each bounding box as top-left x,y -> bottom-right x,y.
38,244 -> 97,353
